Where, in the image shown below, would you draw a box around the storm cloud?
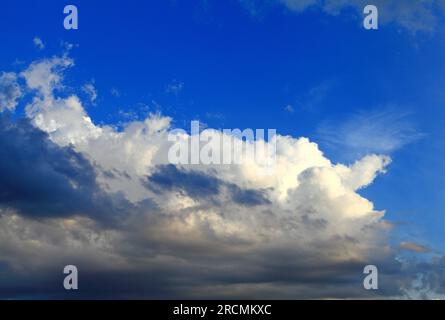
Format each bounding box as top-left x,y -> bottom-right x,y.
0,114 -> 133,224
0,53 -> 442,300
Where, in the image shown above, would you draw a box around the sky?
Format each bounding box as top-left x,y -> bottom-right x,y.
0,0 -> 445,299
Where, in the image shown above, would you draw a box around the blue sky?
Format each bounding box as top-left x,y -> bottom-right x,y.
1,0 -> 445,298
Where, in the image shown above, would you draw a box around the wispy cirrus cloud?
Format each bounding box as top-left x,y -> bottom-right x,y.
241,0 -> 445,33
317,109 -> 424,160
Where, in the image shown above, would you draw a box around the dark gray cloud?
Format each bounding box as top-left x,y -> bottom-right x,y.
0,51 -> 440,300
0,114 -> 131,224
0,233 -> 410,299
146,164 -> 221,199
227,184 -> 271,206
146,164 -> 270,206
0,119 -> 440,299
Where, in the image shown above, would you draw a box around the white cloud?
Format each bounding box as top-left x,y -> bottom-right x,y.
33,37 -> 45,50
20,55 -> 391,244
247,0 -> 445,33
82,82 -> 98,104
0,72 -> 22,112
21,56 -> 73,97
1,54 -> 424,298
335,154 -> 391,191
317,109 -> 423,160
322,0 -> 441,33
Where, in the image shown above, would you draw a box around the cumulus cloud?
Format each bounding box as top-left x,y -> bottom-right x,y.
0,114 -> 134,224
0,53 -> 437,299
21,56 -> 73,97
